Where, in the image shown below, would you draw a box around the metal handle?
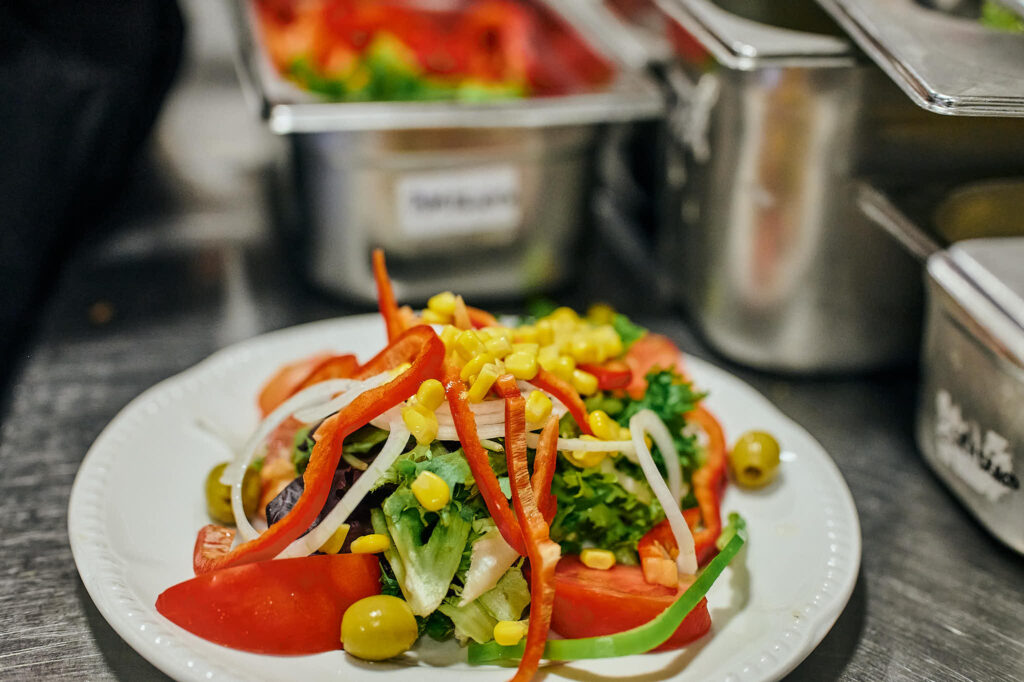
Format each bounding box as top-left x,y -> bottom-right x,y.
856,181 -> 943,263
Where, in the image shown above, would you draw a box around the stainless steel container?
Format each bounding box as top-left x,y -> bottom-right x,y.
232,1 -> 663,303
650,0 -> 1024,372
918,238 -> 1024,553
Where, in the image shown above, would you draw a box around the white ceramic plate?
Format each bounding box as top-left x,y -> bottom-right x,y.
69,315 -> 861,682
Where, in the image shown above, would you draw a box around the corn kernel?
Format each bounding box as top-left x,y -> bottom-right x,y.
552,355 -> 576,382
411,470 -> 450,511
548,307 -> 579,323
493,620 -> 528,646
455,330 -> 485,360
505,352 -> 539,381
484,336 -> 513,359
427,291 -> 457,316
350,533 -> 390,554
403,403 -> 438,445
570,335 -> 601,365
537,345 -> 560,372
420,309 -> 449,325
460,352 -> 495,382
580,548 -> 617,570
416,379 -> 445,411
588,410 -> 620,441
439,325 -> 461,353
318,524 -> 351,554
618,426 -> 632,441
536,319 -> 555,346
565,437 -> 608,468
586,303 -> 616,325
572,369 -> 599,396
513,325 -> 539,344
525,390 -> 553,424
468,363 -> 500,403
511,342 -> 539,356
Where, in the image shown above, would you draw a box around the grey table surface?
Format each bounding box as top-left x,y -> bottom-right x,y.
1,2 -> 1022,681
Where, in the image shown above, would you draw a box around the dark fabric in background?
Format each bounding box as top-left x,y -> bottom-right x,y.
0,0 -> 184,375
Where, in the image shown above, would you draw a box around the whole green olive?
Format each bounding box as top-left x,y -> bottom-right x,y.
729,431 -> 781,488
341,595 -> 418,661
205,462 -> 260,524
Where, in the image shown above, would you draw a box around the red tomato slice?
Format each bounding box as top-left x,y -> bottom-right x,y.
548,556 -> 711,651
257,352 -> 334,417
578,360 -> 632,391
157,554 -> 381,655
623,334 -> 688,399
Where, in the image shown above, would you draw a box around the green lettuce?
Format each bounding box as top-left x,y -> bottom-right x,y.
438,566 -> 530,643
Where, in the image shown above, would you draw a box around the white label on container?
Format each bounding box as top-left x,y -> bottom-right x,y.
396,166 -> 522,238
935,390 -> 1020,501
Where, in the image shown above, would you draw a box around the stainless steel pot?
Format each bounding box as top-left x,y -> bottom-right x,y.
650,0 -> 1024,372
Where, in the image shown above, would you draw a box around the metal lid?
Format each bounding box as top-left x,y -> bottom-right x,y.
232,0 -> 664,133
928,238 -> 1024,368
653,0 -> 854,69
815,0 -> 1024,116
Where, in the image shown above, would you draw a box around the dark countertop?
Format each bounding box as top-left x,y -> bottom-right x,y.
0,2 -> 1021,680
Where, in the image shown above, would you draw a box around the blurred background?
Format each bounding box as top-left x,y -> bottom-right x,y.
1,0 -> 1022,679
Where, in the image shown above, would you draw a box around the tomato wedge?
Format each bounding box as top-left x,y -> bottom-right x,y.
157,554 -> 380,655
548,556 -> 711,651
577,360 -> 632,391
623,334 -> 688,399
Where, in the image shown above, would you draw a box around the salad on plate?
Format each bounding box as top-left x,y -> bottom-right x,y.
155,252 -> 778,681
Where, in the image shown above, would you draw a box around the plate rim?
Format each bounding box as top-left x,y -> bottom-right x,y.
68,314 -> 861,682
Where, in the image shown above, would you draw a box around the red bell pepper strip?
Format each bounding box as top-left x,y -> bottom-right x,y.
353,324 -> 436,380
467,306 -> 498,328
257,352 -> 333,417
637,403 -> 729,579
577,360 -> 632,391
443,362 -> 527,556
294,353 -> 359,390
158,554 -> 380,655
193,326 -> 444,574
372,249 -> 403,343
495,374 -> 561,682
531,417 -> 559,524
193,524 -> 236,575
530,368 -> 592,436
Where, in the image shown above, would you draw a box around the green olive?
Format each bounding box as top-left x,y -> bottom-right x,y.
204,462 -> 260,524
730,431 -> 781,488
341,595 -> 418,661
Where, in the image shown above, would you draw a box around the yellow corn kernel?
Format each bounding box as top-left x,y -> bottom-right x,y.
427,291 -> 457,317
350,533 -> 390,554
537,345 -> 561,372
588,410 -> 620,441
586,303 -> 616,325
468,363 -> 500,403
548,307 -> 580,323
318,523 -> 351,554
525,390 -> 553,424
455,330 -> 486,360
484,336 -> 513,359
511,342 -> 539,356
580,548 -> 617,570
493,620 -> 528,647
505,352 -> 539,381
572,369 -> 599,396
552,355 -> 577,382
416,379 -> 445,411
389,362 -> 412,378
536,319 -> 555,346
565,437 -> 608,468
420,309 -> 449,325
439,325 -> 461,353
460,352 -> 495,382
513,325 -> 539,344
570,335 -> 601,365
402,403 -> 438,445
411,470 -> 450,511
618,426 -> 632,441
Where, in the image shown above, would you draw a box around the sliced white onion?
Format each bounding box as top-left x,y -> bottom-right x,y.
526,433 -> 635,453
458,532 -> 521,606
291,373 -> 390,424
276,422 -> 412,559
630,410 -> 697,575
223,379 -> 360,541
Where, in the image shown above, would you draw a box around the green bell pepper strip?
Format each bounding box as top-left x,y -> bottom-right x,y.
467,514 -> 747,665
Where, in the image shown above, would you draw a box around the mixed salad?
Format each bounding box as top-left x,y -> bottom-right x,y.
156,252 -> 779,680
255,0 -> 614,102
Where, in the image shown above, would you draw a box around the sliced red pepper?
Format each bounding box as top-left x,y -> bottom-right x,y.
531,417 -> 559,524
353,324 -> 436,380
193,524 -> 235,575
194,326 -> 444,574
158,554 -> 380,655
637,404 -> 729,579
295,353 -> 359,390
372,248 -> 403,343
577,360 -> 632,391
530,368 -> 592,436
257,352 -> 333,417
495,374 -> 561,682
442,362 -> 527,556
467,306 -> 498,328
